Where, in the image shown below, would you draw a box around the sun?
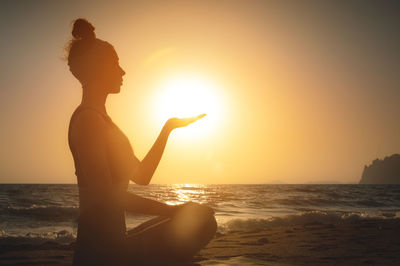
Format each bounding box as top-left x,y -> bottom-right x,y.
154,75 -> 223,138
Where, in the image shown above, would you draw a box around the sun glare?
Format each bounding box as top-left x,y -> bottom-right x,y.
155,75 -> 223,138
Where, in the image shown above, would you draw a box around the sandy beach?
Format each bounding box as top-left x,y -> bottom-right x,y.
1,219 -> 399,265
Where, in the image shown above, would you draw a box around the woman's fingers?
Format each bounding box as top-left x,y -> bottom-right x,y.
167,114 -> 207,129
188,113 -> 207,124
178,114 -> 206,127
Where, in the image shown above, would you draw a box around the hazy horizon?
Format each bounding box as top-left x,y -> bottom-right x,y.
1,0 -> 399,184
0,181 -> 360,185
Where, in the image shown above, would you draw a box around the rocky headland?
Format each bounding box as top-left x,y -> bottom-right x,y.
360,154 -> 400,184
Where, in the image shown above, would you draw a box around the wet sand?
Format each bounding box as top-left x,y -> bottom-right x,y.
1,219 -> 399,265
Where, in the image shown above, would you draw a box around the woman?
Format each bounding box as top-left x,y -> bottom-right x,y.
66,18 -> 217,265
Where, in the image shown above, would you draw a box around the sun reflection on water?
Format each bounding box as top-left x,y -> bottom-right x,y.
165,184 -> 207,206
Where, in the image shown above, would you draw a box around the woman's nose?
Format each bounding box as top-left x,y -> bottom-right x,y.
120,67 -> 126,76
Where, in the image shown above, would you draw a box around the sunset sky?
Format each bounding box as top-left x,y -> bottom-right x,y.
1,0 -> 399,184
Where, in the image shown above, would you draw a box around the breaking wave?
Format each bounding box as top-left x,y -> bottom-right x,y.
219,211 -> 400,232
0,229 -> 76,245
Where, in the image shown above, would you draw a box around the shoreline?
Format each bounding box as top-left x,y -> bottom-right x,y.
1,219 -> 399,265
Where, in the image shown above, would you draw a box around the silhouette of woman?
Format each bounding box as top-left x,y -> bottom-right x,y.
66,18 -> 217,265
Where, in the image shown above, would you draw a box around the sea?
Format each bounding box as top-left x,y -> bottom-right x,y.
1,184 -> 400,246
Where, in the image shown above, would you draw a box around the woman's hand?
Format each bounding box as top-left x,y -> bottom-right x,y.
165,114 -> 206,131
132,114 -> 206,186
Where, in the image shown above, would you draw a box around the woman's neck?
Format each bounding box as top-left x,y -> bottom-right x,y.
81,85 -> 108,115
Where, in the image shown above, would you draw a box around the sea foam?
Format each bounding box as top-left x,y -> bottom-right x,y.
219,211 -> 400,233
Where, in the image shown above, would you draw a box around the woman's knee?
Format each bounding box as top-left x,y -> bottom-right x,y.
182,203 -> 216,239
173,203 -> 216,234
202,212 -> 217,244
167,204 -> 216,260
196,204 -> 216,228
181,202 -> 213,216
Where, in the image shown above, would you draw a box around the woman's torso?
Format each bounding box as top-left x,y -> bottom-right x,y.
68,105 -> 136,255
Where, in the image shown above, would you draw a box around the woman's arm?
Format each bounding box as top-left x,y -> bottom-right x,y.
123,193 -> 215,217
124,195 -> 215,217
131,114 -> 206,185
130,125 -> 171,185
123,191 -> 174,217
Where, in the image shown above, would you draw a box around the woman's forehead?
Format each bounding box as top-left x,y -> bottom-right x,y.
111,49 -> 119,62
111,48 -> 119,60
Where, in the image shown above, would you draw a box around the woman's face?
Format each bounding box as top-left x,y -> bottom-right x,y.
96,49 -> 126,94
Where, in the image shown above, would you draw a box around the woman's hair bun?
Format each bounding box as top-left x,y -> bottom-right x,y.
72,18 -> 96,40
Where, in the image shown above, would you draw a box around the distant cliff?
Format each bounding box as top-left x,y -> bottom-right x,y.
360,154 -> 400,184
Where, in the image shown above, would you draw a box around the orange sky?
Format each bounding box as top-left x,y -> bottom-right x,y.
1,0 -> 399,184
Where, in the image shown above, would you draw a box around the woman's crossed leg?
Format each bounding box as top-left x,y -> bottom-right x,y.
124,202 -> 217,264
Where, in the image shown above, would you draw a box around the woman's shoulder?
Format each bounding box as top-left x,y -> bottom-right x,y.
69,106 -> 110,136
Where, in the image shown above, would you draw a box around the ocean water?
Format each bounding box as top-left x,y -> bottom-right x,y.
1,184 -> 400,245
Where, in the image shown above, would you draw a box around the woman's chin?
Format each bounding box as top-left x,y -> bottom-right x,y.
109,85 -> 121,94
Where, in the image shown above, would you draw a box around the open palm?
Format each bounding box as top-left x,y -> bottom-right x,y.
166,114 -> 206,130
